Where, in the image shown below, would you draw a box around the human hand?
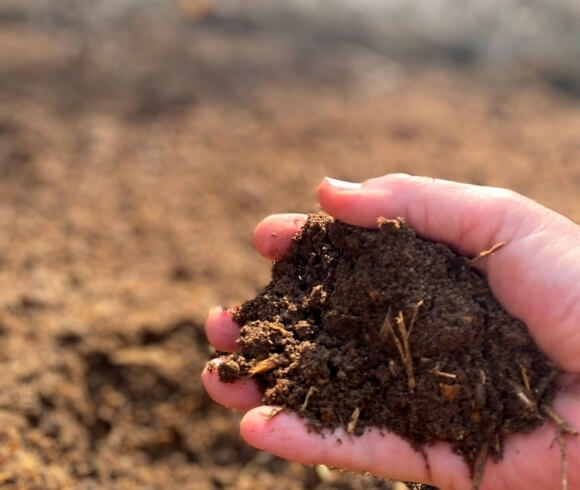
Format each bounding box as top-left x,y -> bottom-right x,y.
202,174 -> 580,489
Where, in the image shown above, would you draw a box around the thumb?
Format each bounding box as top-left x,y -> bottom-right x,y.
318,174 -> 580,372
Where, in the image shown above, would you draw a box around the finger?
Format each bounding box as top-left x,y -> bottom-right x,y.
205,306 -> 240,353
253,214 -> 307,260
318,174 -> 551,257
201,359 -> 263,411
240,407 -> 450,486
240,401 -> 580,489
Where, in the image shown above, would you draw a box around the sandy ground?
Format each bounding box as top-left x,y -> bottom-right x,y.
0,2 -> 580,489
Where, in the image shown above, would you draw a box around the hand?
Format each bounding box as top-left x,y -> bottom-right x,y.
202,174 -> 580,489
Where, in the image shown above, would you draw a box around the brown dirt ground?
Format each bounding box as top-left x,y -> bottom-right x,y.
0,53 -> 579,489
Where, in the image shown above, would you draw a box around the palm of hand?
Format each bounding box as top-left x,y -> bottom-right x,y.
202,175 -> 580,489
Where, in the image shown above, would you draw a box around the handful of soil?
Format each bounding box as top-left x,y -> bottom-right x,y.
217,215 -> 563,484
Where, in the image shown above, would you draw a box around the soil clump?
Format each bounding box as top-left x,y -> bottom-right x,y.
219,215 -> 560,475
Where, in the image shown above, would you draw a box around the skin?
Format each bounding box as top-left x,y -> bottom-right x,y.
201,174 -> 580,489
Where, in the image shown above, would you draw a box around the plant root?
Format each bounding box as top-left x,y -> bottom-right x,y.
541,404 -> 578,436
471,441 -> 489,490
541,404 -> 578,490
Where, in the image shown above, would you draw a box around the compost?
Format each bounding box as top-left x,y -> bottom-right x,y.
219,215 -> 559,473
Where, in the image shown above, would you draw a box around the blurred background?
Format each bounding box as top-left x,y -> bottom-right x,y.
0,1 -> 579,488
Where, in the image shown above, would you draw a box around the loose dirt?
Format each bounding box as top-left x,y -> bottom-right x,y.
219,215 -> 559,476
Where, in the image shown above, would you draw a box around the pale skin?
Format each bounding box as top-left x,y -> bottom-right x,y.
201,174 -> 580,489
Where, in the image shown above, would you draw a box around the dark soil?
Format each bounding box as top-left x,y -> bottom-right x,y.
220,215 -> 559,473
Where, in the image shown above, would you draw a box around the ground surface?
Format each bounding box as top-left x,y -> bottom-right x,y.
0,2 -> 580,489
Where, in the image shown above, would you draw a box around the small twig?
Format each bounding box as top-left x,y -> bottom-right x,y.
508,379 -> 537,412
516,390 -> 536,410
395,312 -> 416,390
396,311 -> 408,339
347,407 -> 361,434
520,364 -> 531,395
249,355 -> 282,376
396,312 -> 412,385
301,386 -> 318,412
382,313 -> 404,358
408,299 -> 424,338
469,241 -> 506,264
429,369 -> 457,380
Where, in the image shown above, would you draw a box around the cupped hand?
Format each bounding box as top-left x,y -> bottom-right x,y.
202,174 -> 580,489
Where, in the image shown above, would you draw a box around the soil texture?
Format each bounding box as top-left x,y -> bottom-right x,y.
220,215 -> 559,472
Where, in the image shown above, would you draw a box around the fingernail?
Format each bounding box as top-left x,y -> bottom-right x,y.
325,177 -> 362,190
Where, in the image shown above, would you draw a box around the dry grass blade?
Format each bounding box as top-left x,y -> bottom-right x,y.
429,369 -> 457,380
469,241 -> 506,264
520,364 -> 531,395
507,379 -> 537,411
347,407 -> 361,434
397,309 -> 417,391
382,310 -> 416,391
377,216 -> 401,229
516,390 -> 535,410
408,299 -> 424,337
301,386 -> 318,412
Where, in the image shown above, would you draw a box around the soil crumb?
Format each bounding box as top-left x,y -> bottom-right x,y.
218,214 -> 559,474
